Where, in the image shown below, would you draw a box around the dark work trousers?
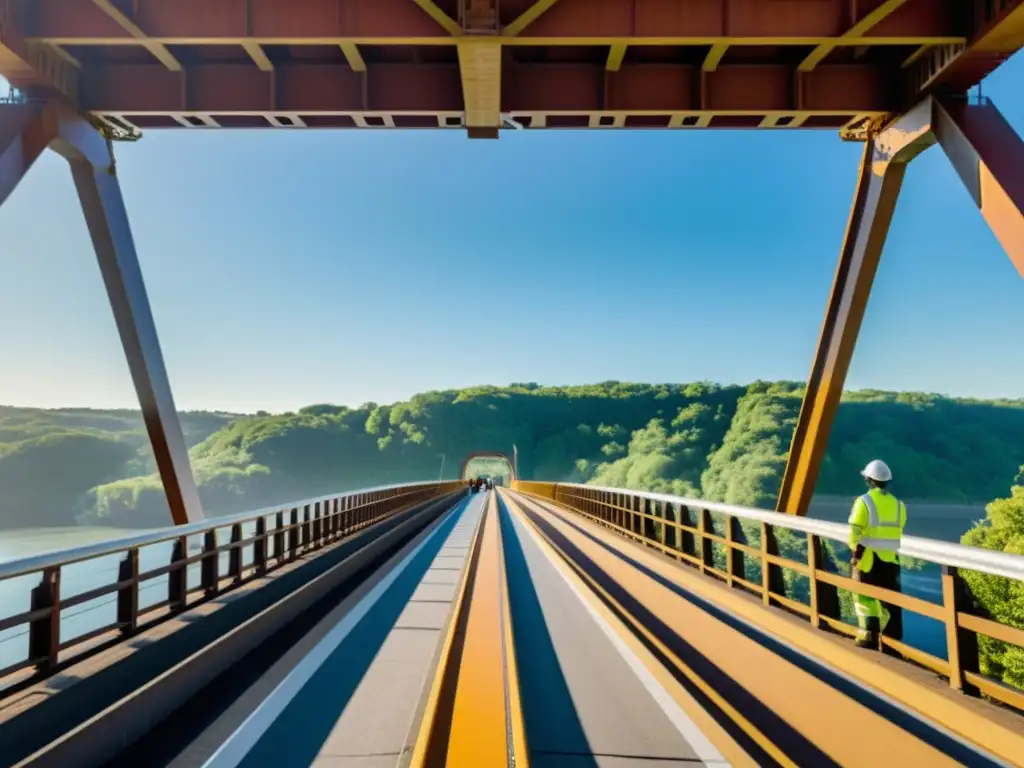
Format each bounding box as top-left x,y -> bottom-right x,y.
854,557 -> 903,640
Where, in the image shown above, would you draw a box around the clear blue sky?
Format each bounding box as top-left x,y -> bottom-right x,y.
2,54 -> 1023,414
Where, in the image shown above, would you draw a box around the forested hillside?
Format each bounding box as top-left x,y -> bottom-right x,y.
0,406 -> 236,528
4,380 -> 1022,530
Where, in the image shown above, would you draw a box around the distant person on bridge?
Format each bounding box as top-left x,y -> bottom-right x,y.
848,459 -> 907,650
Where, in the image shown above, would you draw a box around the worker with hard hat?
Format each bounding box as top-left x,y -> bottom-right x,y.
848,459 -> 907,649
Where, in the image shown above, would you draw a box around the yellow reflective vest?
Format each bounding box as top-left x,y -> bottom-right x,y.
848,488 -> 907,571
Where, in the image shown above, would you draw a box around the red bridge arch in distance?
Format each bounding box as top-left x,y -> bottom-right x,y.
460,452 -> 516,482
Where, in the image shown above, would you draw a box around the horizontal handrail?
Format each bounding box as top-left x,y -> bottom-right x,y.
513,480 -> 1024,713
0,480 -> 466,691
0,480 -> 450,580
567,482 -> 1024,582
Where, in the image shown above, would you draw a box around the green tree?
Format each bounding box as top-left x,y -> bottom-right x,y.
960,469 -> 1024,690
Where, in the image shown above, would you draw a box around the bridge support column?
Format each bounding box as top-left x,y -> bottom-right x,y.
776,100 -> 936,516
778,96 -> 1024,515
0,102 -> 204,525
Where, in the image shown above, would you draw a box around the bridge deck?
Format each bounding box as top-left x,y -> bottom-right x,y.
41,489 -> 1015,768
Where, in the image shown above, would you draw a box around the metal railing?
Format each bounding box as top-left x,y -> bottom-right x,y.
513,481 -> 1024,712
0,480 -> 464,689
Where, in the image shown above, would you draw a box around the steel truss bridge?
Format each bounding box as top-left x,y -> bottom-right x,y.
2,1 -> 1024,765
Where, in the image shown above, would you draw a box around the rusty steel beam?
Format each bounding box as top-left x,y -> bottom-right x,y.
0,102 -> 204,525
0,103 -> 55,206
78,61 -> 893,116
776,99 -> 935,516
27,0 -> 963,45
909,0 -> 1024,101
87,0 -> 182,70
0,1 -> 79,102
934,98 -> 1024,277
60,129 -> 205,525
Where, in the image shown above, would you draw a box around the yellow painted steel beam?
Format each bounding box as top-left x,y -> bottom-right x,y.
445,495 -> 513,764
703,43 -> 728,71
89,0 -> 182,71
410,0 -> 462,36
339,42 -> 366,72
503,0 -> 561,37
902,44 -> 933,68
457,39 -> 502,139
408,505 -> 487,768
44,43 -> 81,69
33,35 -> 967,48
241,41 -> 273,71
606,43 -> 627,71
799,0 -> 911,71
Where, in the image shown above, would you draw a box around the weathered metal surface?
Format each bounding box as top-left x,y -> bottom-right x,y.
2,0 -> 1018,134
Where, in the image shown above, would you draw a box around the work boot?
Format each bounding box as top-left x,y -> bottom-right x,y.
855,617 -> 880,649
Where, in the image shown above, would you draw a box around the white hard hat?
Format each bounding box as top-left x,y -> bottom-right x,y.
861,459 -> 892,482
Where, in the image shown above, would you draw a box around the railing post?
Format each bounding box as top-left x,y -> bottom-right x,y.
229,523 -> 243,582
303,504 -> 312,551
942,565 -> 980,694
726,517 -> 744,587
29,567 -> 61,670
289,508 -> 299,557
254,516 -> 268,575
760,523 -> 786,606
699,509 -> 714,573
679,506 -> 695,561
202,530 -> 219,596
275,511 -> 286,562
643,497 -> 655,543
168,536 -> 188,611
664,503 -> 680,558
116,548 -> 140,634
807,535 -> 840,628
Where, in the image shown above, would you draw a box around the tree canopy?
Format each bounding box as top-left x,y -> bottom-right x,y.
3,382 -> 1022,530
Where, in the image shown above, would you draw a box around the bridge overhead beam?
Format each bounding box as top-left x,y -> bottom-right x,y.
64,62 -> 895,127
909,0 -> 1024,101
778,96 -> 1024,515
0,1 -> 80,103
0,103 -> 204,525
26,0 -> 961,43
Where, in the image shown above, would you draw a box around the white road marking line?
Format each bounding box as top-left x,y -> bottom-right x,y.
202,496 -> 479,768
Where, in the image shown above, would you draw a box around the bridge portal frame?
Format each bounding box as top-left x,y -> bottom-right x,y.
0,101 -> 204,525
460,451 -> 516,482
777,94 -> 1024,516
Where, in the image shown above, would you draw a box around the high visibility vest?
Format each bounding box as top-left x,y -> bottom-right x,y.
848,488 -> 906,569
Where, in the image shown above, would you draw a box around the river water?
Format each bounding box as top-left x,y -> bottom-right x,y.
0,502 -> 977,674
